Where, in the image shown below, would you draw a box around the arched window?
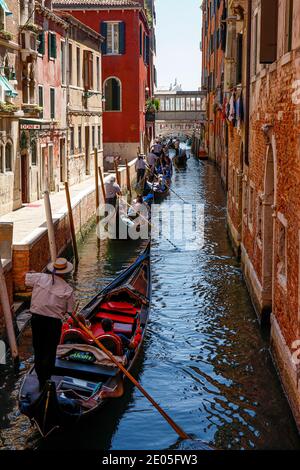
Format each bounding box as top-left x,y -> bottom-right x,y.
5,142 -> 12,172
104,77 -> 121,111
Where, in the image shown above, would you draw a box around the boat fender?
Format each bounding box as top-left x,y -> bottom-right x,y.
132,327 -> 142,349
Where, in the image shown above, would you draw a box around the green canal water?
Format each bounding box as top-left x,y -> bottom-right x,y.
0,152 -> 300,450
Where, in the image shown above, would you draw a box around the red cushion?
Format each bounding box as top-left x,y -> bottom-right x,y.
100,301 -> 139,316
91,322 -> 133,337
95,311 -> 136,324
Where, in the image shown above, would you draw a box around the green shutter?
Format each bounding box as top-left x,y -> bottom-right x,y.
48,33 -> 57,59
119,22 -> 126,54
101,22 -> 107,55
38,31 -> 45,55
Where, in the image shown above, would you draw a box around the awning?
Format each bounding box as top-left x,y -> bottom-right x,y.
0,75 -> 17,98
0,0 -> 12,16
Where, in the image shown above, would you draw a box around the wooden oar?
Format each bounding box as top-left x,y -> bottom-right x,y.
118,196 -> 181,251
145,163 -> 187,204
70,312 -> 190,440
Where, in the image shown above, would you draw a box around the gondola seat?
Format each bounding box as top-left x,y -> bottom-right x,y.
100,301 -> 140,316
97,334 -> 123,356
95,311 -> 136,325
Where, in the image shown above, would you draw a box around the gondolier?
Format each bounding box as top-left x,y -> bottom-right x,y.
105,175 -> 121,207
25,258 -> 75,391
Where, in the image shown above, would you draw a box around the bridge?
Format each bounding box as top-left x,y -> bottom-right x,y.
154,87 -> 206,139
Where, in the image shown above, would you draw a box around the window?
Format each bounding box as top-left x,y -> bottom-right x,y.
284,0 -> 293,53
76,47 -> 81,87
253,14 -> 258,75
92,126 -> 95,150
5,142 -> 12,172
70,127 -> 74,155
277,220 -> 287,285
186,97 -> 191,111
31,139 -> 37,166
170,98 -> 175,111
68,43 -> 73,85
176,98 -> 181,111
78,126 -> 82,153
38,85 -> 43,118
50,88 -> 55,119
236,33 -> 243,84
181,97 -> 185,110
48,32 -> 57,59
98,125 -> 101,149
191,97 -> 196,111
107,22 -> 119,54
260,0 -> 278,63
61,41 -> 66,85
160,98 -> 165,111
165,97 -> 170,111
196,97 -> 202,110
83,50 -> 93,90
104,77 -> 121,111
96,56 -> 100,91
139,25 -> 143,56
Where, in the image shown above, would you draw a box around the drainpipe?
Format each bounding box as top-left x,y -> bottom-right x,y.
244,0 -> 252,167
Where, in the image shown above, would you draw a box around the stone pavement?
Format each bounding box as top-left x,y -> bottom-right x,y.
0,177 -> 96,246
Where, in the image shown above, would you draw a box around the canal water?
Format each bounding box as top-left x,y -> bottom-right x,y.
1,150 -> 300,450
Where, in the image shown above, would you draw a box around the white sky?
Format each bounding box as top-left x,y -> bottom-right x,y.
155,0 -> 202,91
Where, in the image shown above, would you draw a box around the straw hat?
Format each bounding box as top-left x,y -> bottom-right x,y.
47,257 -> 73,275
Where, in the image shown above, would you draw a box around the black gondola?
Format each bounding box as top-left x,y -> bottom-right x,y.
19,245 -> 151,437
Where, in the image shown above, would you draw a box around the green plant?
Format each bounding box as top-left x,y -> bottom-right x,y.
146,98 -> 160,112
22,23 -> 41,35
0,102 -> 18,113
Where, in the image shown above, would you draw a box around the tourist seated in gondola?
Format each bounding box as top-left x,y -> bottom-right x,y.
128,195 -> 149,219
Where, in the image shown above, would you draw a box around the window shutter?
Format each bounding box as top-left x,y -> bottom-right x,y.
260,0 -> 278,63
53,34 -> 57,58
88,52 -> 93,89
48,32 -> 51,59
83,50 -> 89,90
143,34 -> 147,63
38,31 -> 45,55
139,25 -> 143,56
119,22 -> 126,54
101,22 -> 107,55
236,33 -> 243,84
145,36 -> 150,65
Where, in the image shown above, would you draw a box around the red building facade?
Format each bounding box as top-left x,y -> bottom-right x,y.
54,0 -> 155,164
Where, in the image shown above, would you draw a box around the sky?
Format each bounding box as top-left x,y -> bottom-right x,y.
155,0 -> 202,91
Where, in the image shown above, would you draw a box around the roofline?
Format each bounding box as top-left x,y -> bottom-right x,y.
53,4 -> 142,11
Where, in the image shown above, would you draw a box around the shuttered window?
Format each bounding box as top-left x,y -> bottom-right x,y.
83,50 -> 93,90
260,0 -> 278,63
101,22 -> 126,55
48,32 -> 57,59
104,77 -> 121,111
236,33 -> 243,84
139,25 -> 143,56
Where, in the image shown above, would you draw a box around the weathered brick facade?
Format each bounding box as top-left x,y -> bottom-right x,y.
202,0 -> 300,430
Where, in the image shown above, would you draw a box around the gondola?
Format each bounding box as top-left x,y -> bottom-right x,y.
19,245 -> 151,438
173,151 -> 187,168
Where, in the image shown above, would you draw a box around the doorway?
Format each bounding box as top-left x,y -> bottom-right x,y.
85,126 -> 90,175
21,152 -> 28,203
262,145 -> 275,318
60,138 -> 66,183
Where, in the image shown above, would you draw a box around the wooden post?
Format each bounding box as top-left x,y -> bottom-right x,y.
94,148 -> 100,228
44,189 -> 57,263
0,257 -> 18,362
125,159 -> 132,197
114,160 -> 121,187
64,182 -> 79,265
98,166 -> 106,202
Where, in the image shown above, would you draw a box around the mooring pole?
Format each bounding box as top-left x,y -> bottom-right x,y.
44,188 -> 57,263
94,148 -> 100,231
125,159 -> 132,197
114,160 -> 121,187
64,182 -> 79,265
0,257 -> 18,363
